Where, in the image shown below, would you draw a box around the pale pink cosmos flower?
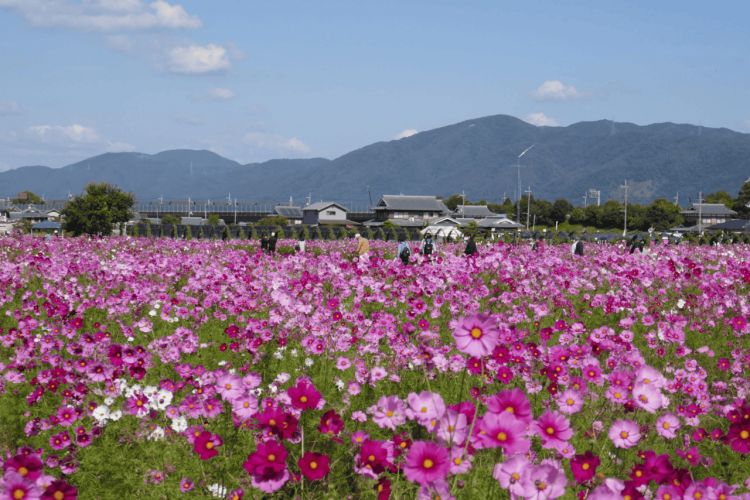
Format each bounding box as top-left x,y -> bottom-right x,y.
452,313 -> 499,357
632,382 -> 664,413
655,413 -> 680,439
608,419 -> 641,448
370,395 -> 407,430
493,454 -> 531,492
516,463 -> 567,499
406,391 -> 446,425
555,389 -> 583,414
436,409 -> 468,445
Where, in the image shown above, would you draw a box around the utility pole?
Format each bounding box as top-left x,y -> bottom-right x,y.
234,199 -> 238,225
525,186 -> 532,230
583,192 -> 588,207
516,144 -> 535,224
697,191 -> 703,235
621,180 -> 629,237
674,192 -> 679,206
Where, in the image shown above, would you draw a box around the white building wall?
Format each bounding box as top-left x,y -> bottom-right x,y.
318,206 -> 347,221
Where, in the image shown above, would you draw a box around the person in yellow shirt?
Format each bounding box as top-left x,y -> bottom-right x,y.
354,233 -> 370,264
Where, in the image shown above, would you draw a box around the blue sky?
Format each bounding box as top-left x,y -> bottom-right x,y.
0,0 -> 748,170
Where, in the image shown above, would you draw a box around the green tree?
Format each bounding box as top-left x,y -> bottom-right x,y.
442,194 -> 464,211
733,179 -> 750,216
161,214 -> 180,225
550,199 -> 574,224
256,215 -> 288,226
11,191 -> 44,205
705,191 -> 734,209
644,198 -> 683,231
62,183 -> 134,236
207,213 -> 222,225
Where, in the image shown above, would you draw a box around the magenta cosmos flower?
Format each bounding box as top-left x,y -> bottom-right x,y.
608,419 -> 641,449
535,411 -> 573,449
403,441 -> 450,486
452,313 -> 499,357
477,412 -> 530,454
287,380 -> 322,411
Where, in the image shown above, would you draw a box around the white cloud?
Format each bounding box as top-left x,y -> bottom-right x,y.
27,124 -> 101,143
524,112 -> 559,127
24,123 -> 135,152
207,87 -> 235,100
533,80 -> 581,101
168,43 -> 230,74
394,129 -> 418,140
243,132 -> 311,155
0,0 -> 201,31
0,100 -> 21,115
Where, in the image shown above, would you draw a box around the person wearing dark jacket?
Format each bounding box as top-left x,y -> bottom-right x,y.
464,235 -> 478,256
260,233 -> 269,253
268,232 -> 278,254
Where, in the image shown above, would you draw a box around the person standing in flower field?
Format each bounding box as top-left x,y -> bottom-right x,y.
420,232 -> 435,263
396,235 -> 411,265
268,232 -> 278,255
464,235 -> 477,257
354,233 -> 369,264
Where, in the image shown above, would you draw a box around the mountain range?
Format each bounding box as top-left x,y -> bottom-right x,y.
2,114 -> 749,205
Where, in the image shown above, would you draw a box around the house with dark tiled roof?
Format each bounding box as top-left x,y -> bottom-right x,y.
681,203 -> 737,226
454,205 -> 495,218
368,195 -> 451,227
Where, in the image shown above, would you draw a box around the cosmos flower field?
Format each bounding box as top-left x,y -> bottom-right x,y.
1,236 -> 750,499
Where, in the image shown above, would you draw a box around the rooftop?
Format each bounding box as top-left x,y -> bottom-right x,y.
375,195 -> 450,213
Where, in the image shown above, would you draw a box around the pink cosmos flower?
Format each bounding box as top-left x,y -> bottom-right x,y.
477,412 -> 530,454
632,382 -> 664,413
534,411 -> 573,448
448,446 -> 472,474
370,395 -> 407,430
655,413 -> 680,439
180,478 -> 195,492
555,389 -> 583,414
608,419 -> 641,448
436,409 -> 468,445
452,313 -> 499,357
486,388 -> 532,423
125,392 -> 150,416
493,454 -> 530,491
407,391 -> 446,426
403,441 -> 450,486
216,373 -> 244,401
516,463 -> 567,499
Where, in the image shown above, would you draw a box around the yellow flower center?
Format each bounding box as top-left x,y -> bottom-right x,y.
368,454 -> 375,462
268,454 -> 276,462
511,472 -> 520,481
420,406 -> 428,413
423,458 -> 434,469
269,419 -> 276,426
18,467 -> 28,477
496,431 -> 507,441
13,489 -> 26,500
310,461 -> 318,470
453,457 -> 462,465
546,426 -> 555,435
582,463 -> 589,470
470,327 -> 482,339
620,431 -> 629,439
300,396 -> 308,403
741,430 -> 750,439
566,398 -> 574,406
54,492 -> 64,500
662,422 -> 670,429
506,407 -> 514,413
206,442 -> 214,449
536,481 -> 547,491
386,410 -> 394,417
225,384 -> 232,389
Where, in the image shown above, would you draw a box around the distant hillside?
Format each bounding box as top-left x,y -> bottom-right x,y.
2,115 -> 749,203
